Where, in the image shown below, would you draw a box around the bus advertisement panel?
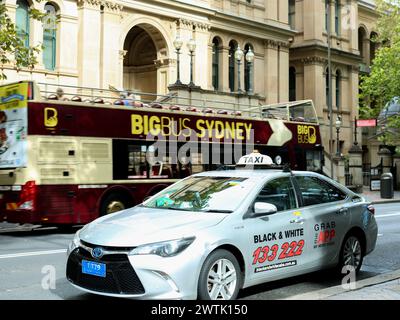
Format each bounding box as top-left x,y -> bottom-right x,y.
0,82 -> 29,169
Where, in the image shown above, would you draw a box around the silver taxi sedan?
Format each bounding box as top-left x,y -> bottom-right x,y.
66,153 -> 378,300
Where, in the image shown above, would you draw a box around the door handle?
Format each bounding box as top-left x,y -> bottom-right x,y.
337,207 -> 348,215
290,217 -> 305,224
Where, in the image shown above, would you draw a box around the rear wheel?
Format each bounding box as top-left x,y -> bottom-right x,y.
337,234 -> 364,274
100,193 -> 131,216
198,249 -> 242,300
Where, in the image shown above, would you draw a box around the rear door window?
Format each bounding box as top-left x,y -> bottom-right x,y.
295,176 -> 347,207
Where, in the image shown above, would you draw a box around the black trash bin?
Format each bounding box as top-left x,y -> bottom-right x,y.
380,172 -> 394,199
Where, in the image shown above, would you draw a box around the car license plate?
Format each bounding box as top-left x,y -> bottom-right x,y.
82,260 -> 106,278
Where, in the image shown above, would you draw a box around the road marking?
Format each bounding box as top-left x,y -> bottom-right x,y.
0,249 -> 67,259
375,213 -> 400,219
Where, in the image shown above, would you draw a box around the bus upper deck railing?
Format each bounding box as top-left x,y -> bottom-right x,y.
35,82 -> 319,124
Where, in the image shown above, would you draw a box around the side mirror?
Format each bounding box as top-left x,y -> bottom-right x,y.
253,202 -> 277,217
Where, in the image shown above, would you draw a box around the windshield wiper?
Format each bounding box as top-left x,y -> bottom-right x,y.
202,209 -> 233,214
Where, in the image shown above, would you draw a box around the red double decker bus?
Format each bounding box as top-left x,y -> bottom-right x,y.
0,81 -> 322,226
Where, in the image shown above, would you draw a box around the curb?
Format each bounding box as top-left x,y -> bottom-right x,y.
371,199 -> 400,205
283,269 -> 400,300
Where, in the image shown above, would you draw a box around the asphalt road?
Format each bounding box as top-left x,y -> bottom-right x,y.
0,203 -> 399,300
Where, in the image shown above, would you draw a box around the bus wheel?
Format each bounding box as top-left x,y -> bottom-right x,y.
100,193 -> 130,216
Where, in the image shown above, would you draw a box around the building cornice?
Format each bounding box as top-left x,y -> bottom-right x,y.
77,0 -> 123,12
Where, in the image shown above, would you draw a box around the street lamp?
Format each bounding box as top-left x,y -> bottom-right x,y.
245,47 -> 254,94
335,115 -> 342,157
173,36 -> 183,85
235,45 -> 244,93
187,38 -> 196,87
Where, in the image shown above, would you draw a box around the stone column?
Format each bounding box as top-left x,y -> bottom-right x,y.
265,0 -> 278,21
193,22 -> 211,90
362,38 -> 371,65
303,0 -> 324,42
279,43 -> 290,102
57,14 -> 79,75
31,2 -> 45,68
348,144 -> 363,192
100,1 -> 123,90
278,0 -> 288,24
154,59 -> 173,96
264,40 -> 279,104
77,0 -> 102,88
219,46 -> 230,93
302,57 -> 326,119
335,156 -> 346,185
5,0 -> 17,24
177,19 -> 194,86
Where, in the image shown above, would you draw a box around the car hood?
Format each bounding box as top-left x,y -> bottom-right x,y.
78,206 -> 229,247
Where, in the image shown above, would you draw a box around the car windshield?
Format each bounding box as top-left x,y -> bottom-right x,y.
143,176 -> 256,213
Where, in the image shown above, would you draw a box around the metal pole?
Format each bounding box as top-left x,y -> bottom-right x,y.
189,51 -> 194,87
248,62 -> 253,95
327,1 -> 334,178
175,48 -> 182,85
354,116 -> 358,145
336,127 -> 340,156
237,60 -> 242,93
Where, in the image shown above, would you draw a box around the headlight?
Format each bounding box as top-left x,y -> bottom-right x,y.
130,237 -> 195,257
67,230 -> 81,256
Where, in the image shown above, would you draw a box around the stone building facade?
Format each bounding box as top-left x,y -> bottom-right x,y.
1,0 -> 380,175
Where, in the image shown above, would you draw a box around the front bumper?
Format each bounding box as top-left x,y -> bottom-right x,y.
66,243 -> 203,300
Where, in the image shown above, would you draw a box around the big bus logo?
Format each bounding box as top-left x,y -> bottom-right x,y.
44,107 -> 58,128
297,125 -> 316,144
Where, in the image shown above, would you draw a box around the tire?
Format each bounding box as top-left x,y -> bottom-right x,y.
197,249 -> 242,300
337,233 -> 364,275
100,193 -> 131,217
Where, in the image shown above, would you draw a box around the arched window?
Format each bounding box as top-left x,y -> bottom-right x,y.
212,37 -> 220,91
43,3 -> 57,70
229,40 -> 237,92
16,0 -> 30,47
335,0 -> 340,35
335,70 -> 341,109
289,67 -> 296,101
326,67 -> 330,106
244,43 -> 254,93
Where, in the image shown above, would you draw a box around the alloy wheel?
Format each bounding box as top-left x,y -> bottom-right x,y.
207,258 -> 237,300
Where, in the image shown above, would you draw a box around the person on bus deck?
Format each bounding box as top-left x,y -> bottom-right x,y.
120,92 -> 133,106
56,88 -> 68,101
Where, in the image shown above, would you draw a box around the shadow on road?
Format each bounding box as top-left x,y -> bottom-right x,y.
238,269 -> 380,299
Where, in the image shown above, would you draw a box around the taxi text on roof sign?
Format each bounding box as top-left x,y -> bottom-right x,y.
237,152 -> 273,166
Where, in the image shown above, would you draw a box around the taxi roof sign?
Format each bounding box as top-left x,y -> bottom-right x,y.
237,151 -> 274,166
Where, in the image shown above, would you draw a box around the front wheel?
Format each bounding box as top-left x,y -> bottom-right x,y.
100,193 -> 131,217
198,249 -> 242,300
337,234 -> 364,274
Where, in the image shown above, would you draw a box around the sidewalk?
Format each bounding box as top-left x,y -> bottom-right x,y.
358,185 -> 400,204
285,269 -> 400,300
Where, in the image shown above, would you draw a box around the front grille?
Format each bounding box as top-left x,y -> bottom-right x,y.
80,239 -> 135,252
66,247 -> 145,295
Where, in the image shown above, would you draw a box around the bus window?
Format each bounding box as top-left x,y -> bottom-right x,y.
128,145 -> 147,178
113,140 -> 148,180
